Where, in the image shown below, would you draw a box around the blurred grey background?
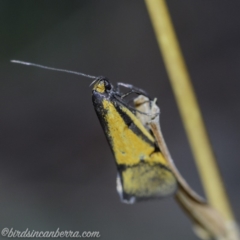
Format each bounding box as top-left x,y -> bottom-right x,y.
0,1 -> 239,239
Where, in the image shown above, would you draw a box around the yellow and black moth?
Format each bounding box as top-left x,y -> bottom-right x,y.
10,60 -> 177,204
92,77 -> 177,203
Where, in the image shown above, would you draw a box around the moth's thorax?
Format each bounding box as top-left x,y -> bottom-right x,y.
92,77 -> 113,94
92,78 -> 114,110
93,80 -> 105,93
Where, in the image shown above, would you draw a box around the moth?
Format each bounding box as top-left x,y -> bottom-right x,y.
11,60 -> 177,203
92,77 -> 177,203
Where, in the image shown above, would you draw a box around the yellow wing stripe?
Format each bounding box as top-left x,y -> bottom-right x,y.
102,99 -> 168,166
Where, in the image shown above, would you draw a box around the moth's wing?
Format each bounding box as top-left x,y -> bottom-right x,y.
117,162 -> 177,204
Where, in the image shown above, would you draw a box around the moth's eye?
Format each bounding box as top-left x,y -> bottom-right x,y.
104,80 -> 111,91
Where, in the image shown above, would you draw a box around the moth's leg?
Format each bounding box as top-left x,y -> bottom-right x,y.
114,95 -> 151,116
116,82 -> 151,99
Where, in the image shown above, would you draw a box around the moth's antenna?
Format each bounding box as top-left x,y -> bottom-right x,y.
11,60 -> 97,79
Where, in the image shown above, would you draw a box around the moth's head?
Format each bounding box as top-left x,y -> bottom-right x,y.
92,76 -> 113,94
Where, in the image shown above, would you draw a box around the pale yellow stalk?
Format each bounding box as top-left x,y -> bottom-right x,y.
144,0 -> 239,239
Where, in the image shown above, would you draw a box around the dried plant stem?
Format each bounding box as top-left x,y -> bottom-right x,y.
144,0 -> 239,239
145,0 -> 233,222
